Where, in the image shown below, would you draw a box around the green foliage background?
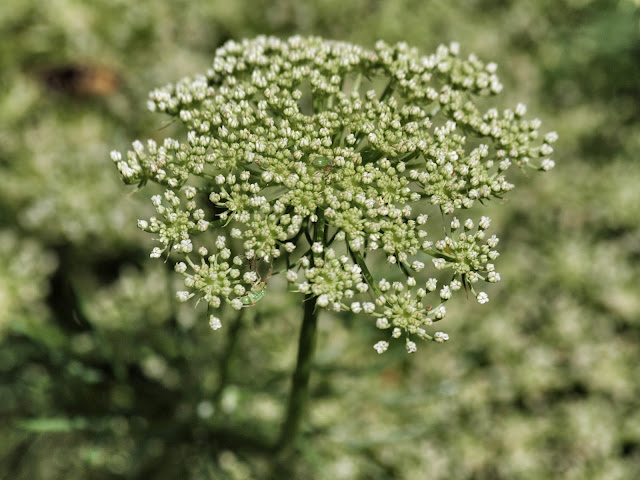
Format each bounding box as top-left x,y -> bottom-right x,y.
1,1 -> 639,478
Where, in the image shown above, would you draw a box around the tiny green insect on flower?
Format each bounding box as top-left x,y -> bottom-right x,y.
240,276 -> 269,307
240,288 -> 265,306
312,156 -> 329,168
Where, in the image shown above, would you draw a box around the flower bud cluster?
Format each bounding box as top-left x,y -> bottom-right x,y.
294,248 -> 365,310
141,189 -> 210,259
113,36 -> 555,352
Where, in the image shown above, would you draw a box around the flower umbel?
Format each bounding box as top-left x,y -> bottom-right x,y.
113,36 -> 555,352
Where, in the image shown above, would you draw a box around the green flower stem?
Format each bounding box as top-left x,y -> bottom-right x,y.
398,261 -> 412,278
349,247 -> 383,298
303,219 -> 314,245
379,78 -> 395,102
275,292 -> 319,454
351,71 -> 362,95
326,227 -> 341,246
276,210 -> 325,454
314,209 -> 326,247
399,151 -> 421,163
423,248 -> 456,262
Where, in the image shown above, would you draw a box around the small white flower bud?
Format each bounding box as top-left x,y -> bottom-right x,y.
286,270 -> 298,282
434,332 -> 449,343
440,285 -> 452,300
476,292 -> 489,304
411,261 -> 425,272
544,131 -> 558,143
362,302 -> 375,314
432,258 -> 446,270
243,271 -> 258,283
541,159 -> 555,171
373,341 -> 389,354
376,317 -> 390,329
434,306 -> 447,319
231,298 -> 243,310
209,316 -> 222,330
488,271 -> 501,283
317,294 -> 329,307
176,291 -> 191,302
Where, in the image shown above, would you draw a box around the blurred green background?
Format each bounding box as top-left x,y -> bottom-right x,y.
1,1 -> 640,478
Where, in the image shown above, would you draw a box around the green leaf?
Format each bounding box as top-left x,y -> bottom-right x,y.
16,417 -> 89,433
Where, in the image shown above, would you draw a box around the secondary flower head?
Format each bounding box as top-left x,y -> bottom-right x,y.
113,36 -> 555,351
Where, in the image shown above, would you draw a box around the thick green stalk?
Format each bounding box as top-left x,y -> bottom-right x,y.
276,211 -> 325,454
275,293 -> 319,453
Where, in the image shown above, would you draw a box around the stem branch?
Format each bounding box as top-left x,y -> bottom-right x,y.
349,247 -> 383,298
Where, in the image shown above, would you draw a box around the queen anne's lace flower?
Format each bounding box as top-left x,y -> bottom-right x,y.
113,36 -> 554,352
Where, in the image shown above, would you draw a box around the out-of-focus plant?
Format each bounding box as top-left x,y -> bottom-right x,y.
113,36 -> 555,456
0,231 -> 57,339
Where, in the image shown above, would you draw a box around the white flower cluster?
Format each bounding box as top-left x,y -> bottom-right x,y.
113,36 -> 555,352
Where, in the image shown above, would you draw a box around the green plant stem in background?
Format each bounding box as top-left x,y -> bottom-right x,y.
275,293 -> 319,454
212,309 -> 245,415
